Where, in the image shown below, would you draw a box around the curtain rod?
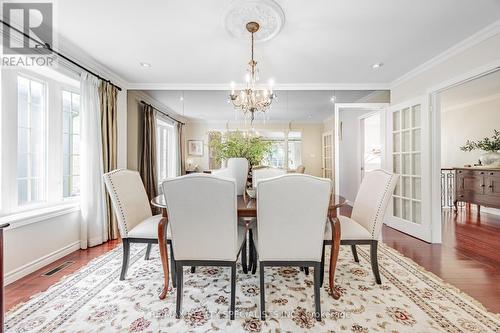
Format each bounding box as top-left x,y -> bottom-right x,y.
0,19 -> 122,91
140,100 -> 185,125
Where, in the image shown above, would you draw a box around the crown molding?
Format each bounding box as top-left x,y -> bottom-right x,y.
390,19 -> 500,89
130,90 -> 188,122
126,82 -> 390,91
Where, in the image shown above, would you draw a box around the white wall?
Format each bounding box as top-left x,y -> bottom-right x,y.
441,95 -> 500,168
391,31 -> 500,104
182,121 -> 324,177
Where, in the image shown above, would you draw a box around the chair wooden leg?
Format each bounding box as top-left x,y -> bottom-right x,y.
320,244 -> 326,287
241,239 -> 248,274
251,245 -> 258,275
120,239 -> 130,280
351,244 -> 359,263
370,241 -> 381,284
145,243 -> 152,260
190,267 -> 196,273
249,229 -> 255,273
259,263 -> 265,320
304,267 -> 309,275
169,243 -> 177,288
313,263 -> 321,321
230,263 -> 236,320
175,264 -> 183,319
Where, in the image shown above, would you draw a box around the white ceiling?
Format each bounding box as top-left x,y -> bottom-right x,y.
440,70 -> 500,111
52,0 -> 500,86
144,90 -> 386,122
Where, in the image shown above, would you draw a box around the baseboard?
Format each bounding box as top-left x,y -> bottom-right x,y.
4,241 -> 81,285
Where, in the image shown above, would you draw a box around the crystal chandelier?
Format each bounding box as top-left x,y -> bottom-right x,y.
229,22 -> 276,123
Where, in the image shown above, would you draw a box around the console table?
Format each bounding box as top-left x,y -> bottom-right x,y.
454,167 -> 500,211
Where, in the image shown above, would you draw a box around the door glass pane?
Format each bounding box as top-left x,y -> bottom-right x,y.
393,111 -> 400,131
412,105 -> 421,127
412,129 -> 421,151
402,199 -> 411,220
402,108 -> 411,129
393,133 -> 400,152
412,201 -> 421,224
402,154 -> 411,174
402,130 -> 411,151
412,153 -> 421,175
402,176 -> 411,198
412,177 -> 421,200
394,176 -> 401,196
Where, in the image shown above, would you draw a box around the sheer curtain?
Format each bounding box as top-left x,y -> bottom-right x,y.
80,73 -> 108,249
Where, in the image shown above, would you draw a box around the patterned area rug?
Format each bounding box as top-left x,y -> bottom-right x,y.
6,243 -> 500,333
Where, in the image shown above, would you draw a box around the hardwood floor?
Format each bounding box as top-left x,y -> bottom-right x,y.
5,207 -> 500,314
382,208 -> 500,313
5,240 -> 120,311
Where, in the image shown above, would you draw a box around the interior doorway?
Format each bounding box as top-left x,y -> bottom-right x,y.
334,103 -> 387,203
359,112 -> 383,182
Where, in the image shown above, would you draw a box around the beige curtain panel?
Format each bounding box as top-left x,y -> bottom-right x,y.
139,103 -> 159,213
99,81 -> 119,240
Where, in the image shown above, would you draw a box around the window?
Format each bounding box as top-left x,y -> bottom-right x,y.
156,118 -> 177,188
17,76 -> 46,205
261,130 -> 302,169
62,91 -> 80,197
0,68 -> 80,218
287,131 -> 302,169
261,131 -> 286,168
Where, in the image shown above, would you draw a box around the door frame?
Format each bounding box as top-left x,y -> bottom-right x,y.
334,103 -> 389,196
426,60 -> 500,243
357,110 -> 384,187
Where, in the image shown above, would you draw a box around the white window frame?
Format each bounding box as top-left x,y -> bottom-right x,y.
0,68 -> 80,222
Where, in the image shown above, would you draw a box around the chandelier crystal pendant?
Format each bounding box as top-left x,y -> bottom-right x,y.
229,22 -> 276,123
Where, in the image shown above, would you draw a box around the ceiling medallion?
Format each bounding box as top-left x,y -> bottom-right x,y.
224,0 -> 285,42
229,21 -> 276,123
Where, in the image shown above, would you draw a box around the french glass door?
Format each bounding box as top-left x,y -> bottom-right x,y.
322,131 -> 334,182
386,97 -> 432,242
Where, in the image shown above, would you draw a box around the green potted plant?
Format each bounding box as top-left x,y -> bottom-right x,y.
460,129 -> 500,167
209,130 -> 272,167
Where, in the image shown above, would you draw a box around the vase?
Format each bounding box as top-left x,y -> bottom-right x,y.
479,151 -> 500,167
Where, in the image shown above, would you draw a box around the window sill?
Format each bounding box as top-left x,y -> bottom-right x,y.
0,202 -> 80,230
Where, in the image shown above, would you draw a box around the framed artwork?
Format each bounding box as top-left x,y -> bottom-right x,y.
187,140 -> 204,156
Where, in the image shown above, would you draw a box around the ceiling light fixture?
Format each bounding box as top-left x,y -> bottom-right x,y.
140,62 -> 151,68
372,62 -> 383,69
229,21 -> 276,124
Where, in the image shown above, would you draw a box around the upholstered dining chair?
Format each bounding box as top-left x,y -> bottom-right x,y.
212,157 -> 249,195
253,174 -> 331,321
103,169 -> 175,285
162,174 -> 246,320
322,169 -> 398,285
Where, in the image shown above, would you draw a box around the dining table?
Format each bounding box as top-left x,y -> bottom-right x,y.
151,193 -> 346,300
